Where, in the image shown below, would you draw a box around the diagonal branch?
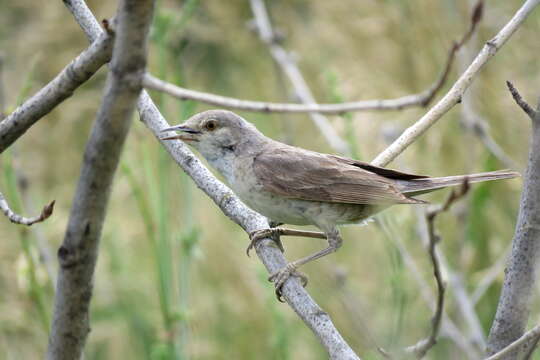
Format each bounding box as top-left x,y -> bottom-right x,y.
372,0 -> 540,167
0,190 -> 54,226
46,1 -> 155,359
0,30 -> 113,153
64,1 -> 361,359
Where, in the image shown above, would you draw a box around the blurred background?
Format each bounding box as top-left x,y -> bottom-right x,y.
1,0 -> 539,359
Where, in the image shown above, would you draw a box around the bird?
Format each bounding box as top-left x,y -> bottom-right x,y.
161,109 -> 519,300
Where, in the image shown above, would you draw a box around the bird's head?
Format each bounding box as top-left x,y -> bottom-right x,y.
161,110 -> 264,161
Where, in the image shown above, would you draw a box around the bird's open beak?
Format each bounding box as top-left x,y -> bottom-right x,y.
160,125 -> 201,142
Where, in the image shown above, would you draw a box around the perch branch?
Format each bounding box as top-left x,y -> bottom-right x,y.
139,93 -> 361,360
0,191 -> 54,226
46,1 -> 155,359
0,30 -> 113,153
372,0 -> 540,167
486,84 -> 540,357
64,1 -> 361,359
405,181 -> 470,359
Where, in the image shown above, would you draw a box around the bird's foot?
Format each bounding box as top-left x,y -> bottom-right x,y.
268,263 -> 308,302
247,228 -> 285,257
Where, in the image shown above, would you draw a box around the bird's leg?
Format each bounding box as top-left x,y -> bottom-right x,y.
268,228 -> 343,302
247,226 -> 327,256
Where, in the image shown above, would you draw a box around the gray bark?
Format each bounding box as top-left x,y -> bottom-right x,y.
46,1 -> 154,359
487,95 -> 540,358
0,32 -> 113,153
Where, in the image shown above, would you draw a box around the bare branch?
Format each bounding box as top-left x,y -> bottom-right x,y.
0,191 -> 54,226
506,81 -> 537,120
143,0 -> 481,117
377,216 -> 482,359
46,1 -> 155,359
0,31 -> 113,153
65,2 -> 361,359
248,0 -> 349,154
139,92 -> 361,360
486,86 -> 540,356
372,0 -> 540,167
405,181 -> 470,359
486,324 -> 540,360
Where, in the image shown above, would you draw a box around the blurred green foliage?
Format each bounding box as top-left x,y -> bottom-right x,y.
0,0 -> 538,359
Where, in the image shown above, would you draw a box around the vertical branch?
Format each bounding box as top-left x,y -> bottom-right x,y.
486,83 -> 540,357
46,1 -> 155,359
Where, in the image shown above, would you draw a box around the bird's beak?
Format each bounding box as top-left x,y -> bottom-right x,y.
160,125 -> 201,142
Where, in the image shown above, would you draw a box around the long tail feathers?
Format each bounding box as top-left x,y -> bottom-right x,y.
397,170 -> 520,197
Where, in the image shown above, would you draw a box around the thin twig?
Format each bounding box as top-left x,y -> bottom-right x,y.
405,180 -> 470,359
0,31 -> 113,153
64,2 -> 361,359
377,216 -> 481,359
0,191 -> 54,226
248,0 -> 349,154
506,81 -> 537,120
47,1 -> 155,359
143,1 -> 481,118
372,0 -> 540,167
485,324 -> 540,360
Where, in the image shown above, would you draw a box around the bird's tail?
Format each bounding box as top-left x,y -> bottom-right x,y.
397,170 -> 520,196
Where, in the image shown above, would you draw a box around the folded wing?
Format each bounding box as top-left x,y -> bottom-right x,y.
253,145 -> 425,205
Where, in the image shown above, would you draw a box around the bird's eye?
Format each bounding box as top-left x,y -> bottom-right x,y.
205,120 -> 217,131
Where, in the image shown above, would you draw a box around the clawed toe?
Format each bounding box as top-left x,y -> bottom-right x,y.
268,264 -> 308,302
246,229 -> 284,256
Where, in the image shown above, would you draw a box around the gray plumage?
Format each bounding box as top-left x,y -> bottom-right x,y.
162,109 -> 519,299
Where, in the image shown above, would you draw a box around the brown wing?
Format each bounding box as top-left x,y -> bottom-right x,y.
253,145 -> 424,205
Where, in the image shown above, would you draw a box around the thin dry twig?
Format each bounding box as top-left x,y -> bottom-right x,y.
372,0 -> 540,167
248,0 -> 349,154
405,180 -> 470,359
506,81 -> 537,120
143,1 -> 482,117
0,191 -> 54,226
377,215 -> 481,359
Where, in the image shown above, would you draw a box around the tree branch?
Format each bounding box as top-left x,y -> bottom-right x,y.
248,0 -> 349,154
64,1 -> 361,359
0,190 -> 54,226
140,2 -> 481,119
0,30 -> 113,153
486,324 -> 540,360
486,87 -> 540,357
46,1 -> 155,359
371,0 -> 540,167
506,81 -> 537,120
